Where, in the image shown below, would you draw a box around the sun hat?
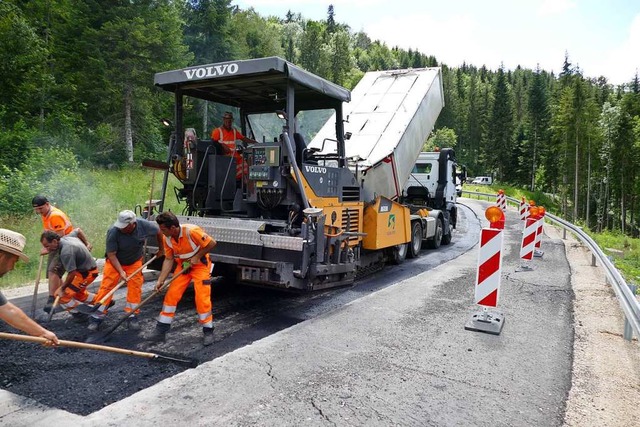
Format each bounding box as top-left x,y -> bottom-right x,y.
114,210 -> 137,229
0,228 -> 29,262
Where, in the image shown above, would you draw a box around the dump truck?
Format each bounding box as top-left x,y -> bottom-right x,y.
150,57 -> 460,290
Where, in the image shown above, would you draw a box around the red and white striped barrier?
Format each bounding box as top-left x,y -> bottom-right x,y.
518,217 -> 538,271
474,228 -> 504,307
533,215 -> 545,257
519,199 -> 528,220
496,191 -> 506,212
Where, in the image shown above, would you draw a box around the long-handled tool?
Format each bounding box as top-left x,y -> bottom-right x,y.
47,295 -> 61,322
75,256 -> 158,315
0,331 -> 198,368
86,266 -> 188,344
30,255 -> 45,318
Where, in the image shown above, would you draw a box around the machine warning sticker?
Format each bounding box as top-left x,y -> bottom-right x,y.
379,198 -> 392,213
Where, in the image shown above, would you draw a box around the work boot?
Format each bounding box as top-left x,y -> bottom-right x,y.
126,315 -> 140,331
43,304 -> 64,314
203,326 -> 215,346
43,296 -> 55,312
148,322 -> 170,342
70,311 -> 89,323
87,317 -> 103,332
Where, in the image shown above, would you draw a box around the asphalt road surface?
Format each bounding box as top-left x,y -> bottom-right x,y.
0,200 -> 576,425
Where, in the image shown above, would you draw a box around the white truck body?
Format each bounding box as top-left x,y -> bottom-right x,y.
405,151 -> 458,204
309,68 -> 444,202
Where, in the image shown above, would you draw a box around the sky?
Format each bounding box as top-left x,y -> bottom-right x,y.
232,0 -> 640,85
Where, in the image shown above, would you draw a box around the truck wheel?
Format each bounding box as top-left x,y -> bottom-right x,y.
408,221 -> 422,258
441,223 -> 453,245
425,218 -> 443,249
388,243 -> 408,265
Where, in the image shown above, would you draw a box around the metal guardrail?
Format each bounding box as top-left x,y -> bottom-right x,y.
461,189 -> 640,342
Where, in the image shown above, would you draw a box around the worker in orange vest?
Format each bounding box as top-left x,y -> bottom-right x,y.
32,195 -> 92,312
148,211 -> 216,346
210,111 -> 258,184
40,231 -> 98,321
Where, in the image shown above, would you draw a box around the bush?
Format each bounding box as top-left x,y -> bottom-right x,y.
0,146 -> 81,214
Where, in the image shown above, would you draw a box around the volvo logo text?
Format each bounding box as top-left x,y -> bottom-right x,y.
304,165 -> 327,174
183,63 -> 239,80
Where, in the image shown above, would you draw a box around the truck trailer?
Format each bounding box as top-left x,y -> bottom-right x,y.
150,57 -> 460,291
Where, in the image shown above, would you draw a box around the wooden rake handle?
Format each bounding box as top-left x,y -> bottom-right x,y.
30,255 -> 45,318
0,331 -> 198,367
96,255 -> 159,305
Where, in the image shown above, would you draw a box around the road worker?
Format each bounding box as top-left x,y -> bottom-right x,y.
210,111 -> 258,185
40,231 -> 98,321
0,228 -> 58,345
87,210 -> 164,331
148,211 -> 216,346
32,195 -> 92,312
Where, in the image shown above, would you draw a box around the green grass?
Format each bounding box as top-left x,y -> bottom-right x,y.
0,166 -> 183,288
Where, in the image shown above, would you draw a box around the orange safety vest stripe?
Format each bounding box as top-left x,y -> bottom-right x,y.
163,224 -> 213,260
42,207 -> 73,235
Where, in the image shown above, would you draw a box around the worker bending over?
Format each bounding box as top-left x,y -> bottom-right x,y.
88,210 -> 164,331
40,231 -> 98,320
32,195 -> 92,312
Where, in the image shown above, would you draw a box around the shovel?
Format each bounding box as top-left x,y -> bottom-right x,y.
46,295 -> 61,322
0,331 -> 198,368
75,256 -> 158,315
86,266 -> 188,344
30,255 -> 45,318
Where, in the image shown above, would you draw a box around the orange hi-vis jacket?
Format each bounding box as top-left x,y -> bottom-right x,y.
42,206 -> 73,235
158,224 -> 214,327
211,126 -> 247,180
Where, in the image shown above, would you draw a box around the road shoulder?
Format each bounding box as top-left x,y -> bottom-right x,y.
547,225 -> 640,426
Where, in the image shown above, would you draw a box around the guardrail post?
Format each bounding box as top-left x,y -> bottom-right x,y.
562,228 -> 566,240
623,283 -> 637,341
591,253 -> 596,267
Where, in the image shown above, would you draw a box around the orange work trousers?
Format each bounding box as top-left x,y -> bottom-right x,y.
157,258 -> 213,328
93,258 -> 144,317
59,268 -> 99,311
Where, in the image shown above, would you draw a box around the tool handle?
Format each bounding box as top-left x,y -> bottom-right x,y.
47,295 -> 61,322
30,255 -> 45,318
0,331 -> 198,367
96,256 -> 158,305
101,267 -> 188,337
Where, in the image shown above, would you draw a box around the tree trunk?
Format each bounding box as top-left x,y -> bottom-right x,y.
621,174 -> 626,234
124,85 -> 134,162
573,134 -> 579,222
586,137 -> 591,229
202,101 -> 208,138
531,128 -> 537,191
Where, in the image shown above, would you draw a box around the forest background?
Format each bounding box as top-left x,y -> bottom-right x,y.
1,0 -> 640,284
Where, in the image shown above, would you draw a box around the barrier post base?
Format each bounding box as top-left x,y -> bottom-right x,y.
516,262 -> 535,272
534,249 -> 544,258
464,308 -> 505,335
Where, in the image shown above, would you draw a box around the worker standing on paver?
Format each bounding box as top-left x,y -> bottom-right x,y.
40,231 -> 98,320
87,210 -> 164,331
32,195 -> 92,312
0,228 -> 58,345
148,211 -> 216,346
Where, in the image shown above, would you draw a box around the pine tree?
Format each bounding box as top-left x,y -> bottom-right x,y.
487,65 -> 514,181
